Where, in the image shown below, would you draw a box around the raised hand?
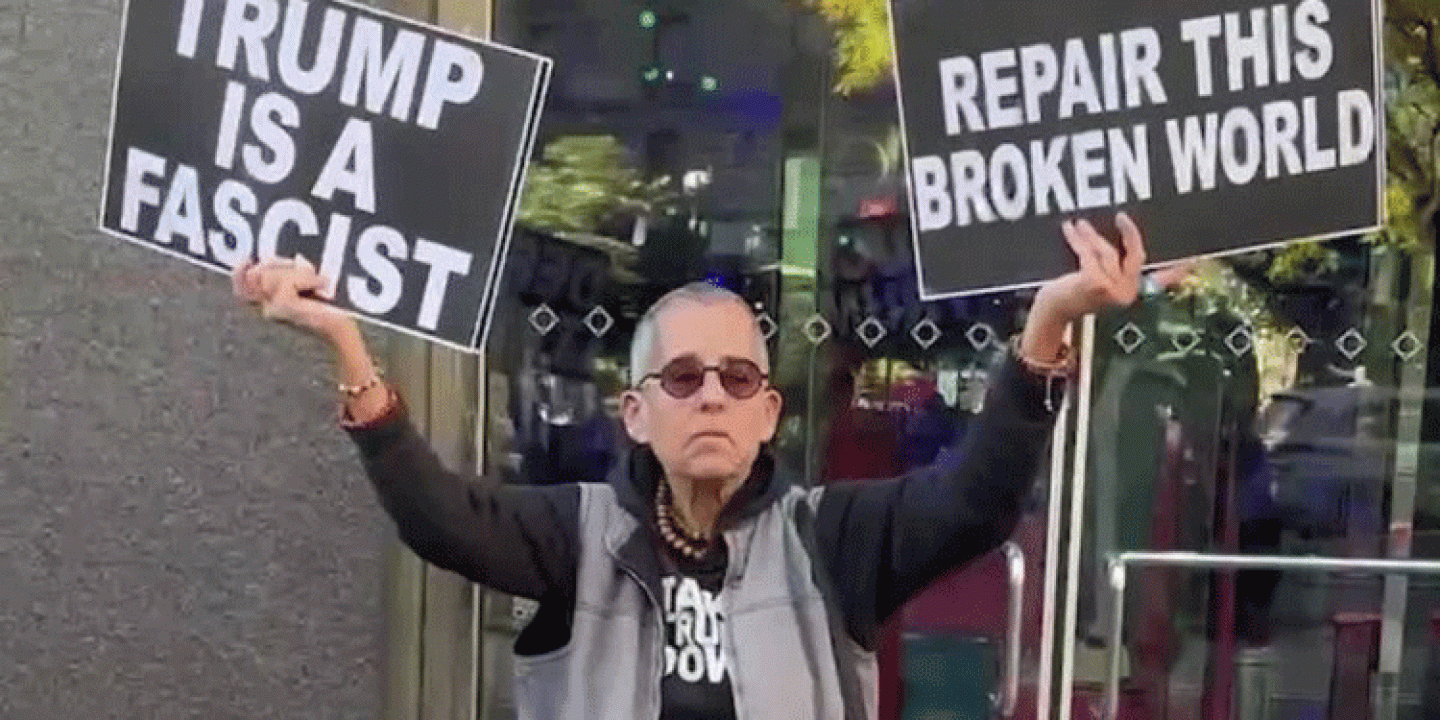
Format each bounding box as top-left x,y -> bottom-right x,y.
1022,212 -> 1147,362
233,256 -> 388,420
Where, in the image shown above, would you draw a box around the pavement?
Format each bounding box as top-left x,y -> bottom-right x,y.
1,1 -> 387,717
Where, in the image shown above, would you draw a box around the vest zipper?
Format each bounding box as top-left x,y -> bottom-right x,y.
723,529 -> 747,720
617,561 -> 666,719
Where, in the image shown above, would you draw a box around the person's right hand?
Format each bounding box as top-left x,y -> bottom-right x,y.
232,256 -> 355,342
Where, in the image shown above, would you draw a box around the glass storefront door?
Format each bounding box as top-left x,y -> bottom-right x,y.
1067,241 -> 1440,720
465,3 -> 1440,720
475,1 -> 1073,718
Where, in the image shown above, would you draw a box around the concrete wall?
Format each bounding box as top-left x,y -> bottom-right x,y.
0,1 -> 388,716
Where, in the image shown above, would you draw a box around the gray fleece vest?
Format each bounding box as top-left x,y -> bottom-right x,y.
513,482 -> 878,720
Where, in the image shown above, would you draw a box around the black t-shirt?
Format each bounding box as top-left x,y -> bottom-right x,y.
659,539 -> 736,720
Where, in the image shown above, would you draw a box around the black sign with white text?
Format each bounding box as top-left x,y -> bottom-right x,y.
890,0 -> 1383,299
101,0 -> 551,351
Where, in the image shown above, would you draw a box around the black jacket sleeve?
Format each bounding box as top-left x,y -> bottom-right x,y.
344,400 -> 580,601
813,354 -> 1056,649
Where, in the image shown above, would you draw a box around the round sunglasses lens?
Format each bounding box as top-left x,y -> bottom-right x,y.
719,363 -> 762,398
660,362 -> 705,398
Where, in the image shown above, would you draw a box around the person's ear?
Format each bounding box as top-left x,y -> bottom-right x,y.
621,389 -> 649,444
759,387 -> 782,443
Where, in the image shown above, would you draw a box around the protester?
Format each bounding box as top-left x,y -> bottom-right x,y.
234,213 -> 1147,719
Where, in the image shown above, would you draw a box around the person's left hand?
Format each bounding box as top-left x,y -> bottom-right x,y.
1022,212 -> 1147,359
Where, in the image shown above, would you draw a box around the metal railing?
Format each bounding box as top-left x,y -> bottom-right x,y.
1102,552 -> 1440,720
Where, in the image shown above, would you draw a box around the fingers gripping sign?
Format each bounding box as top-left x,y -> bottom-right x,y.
1049,211 -> 1146,321
1077,213 -> 1143,303
1022,210 -> 1148,370
1114,213 -> 1147,287
233,255 -> 349,340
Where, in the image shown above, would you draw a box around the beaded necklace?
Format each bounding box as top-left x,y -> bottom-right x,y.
654,481 -> 713,561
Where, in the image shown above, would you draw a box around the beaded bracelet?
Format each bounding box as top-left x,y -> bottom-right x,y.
338,372 -> 384,399
1009,335 -> 1075,412
1009,334 -> 1074,375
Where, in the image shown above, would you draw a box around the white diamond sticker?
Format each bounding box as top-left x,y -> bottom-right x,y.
584,306 -> 614,338
1285,326 -> 1312,352
1171,329 -> 1200,354
966,323 -> 996,350
1393,331 -> 1423,361
910,319 -> 941,349
1335,328 -> 1366,361
757,312 -> 778,340
1114,323 -> 1145,354
857,317 -> 887,348
528,304 -> 559,336
803,315 -> 831,345
1225,325 -> 1254,356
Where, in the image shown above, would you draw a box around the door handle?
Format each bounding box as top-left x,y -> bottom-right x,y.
991,541 -> 1025,718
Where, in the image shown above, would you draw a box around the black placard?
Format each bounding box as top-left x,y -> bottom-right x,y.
889,0 -> 1383,299
100,0 -> 552,351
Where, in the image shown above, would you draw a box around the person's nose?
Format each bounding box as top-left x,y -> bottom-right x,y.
695,368 -> 729,408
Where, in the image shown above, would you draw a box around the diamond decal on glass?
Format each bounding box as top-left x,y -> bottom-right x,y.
1335,328 -> 1366,361
966,323 -> 996,350
528,304 -> 559,336
911,319 -> 941,349
511,598 -> 539,633
512,599 -> 536,622
1114,323 -> 1145,354
857,317 -> 887,348
757,312 -> 778,340
584,306 -> 614,338
803,315 -> 832,345
1284,327 -> 1312,352
1171,329 -> 1200,355
1225,325 -> 1254,356
1393,331 -> 1423,361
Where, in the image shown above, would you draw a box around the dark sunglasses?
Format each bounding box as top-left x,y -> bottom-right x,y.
638,356 -> 769,399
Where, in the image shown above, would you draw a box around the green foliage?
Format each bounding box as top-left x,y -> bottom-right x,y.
1382,0 -> 1440,249
803,0 -> 894,94
1266,241 -> 1340,283
518,136 -> 673,235
1170,260 -> 1284,330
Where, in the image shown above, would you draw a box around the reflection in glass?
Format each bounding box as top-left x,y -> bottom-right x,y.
1082,236 -> 1440,720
